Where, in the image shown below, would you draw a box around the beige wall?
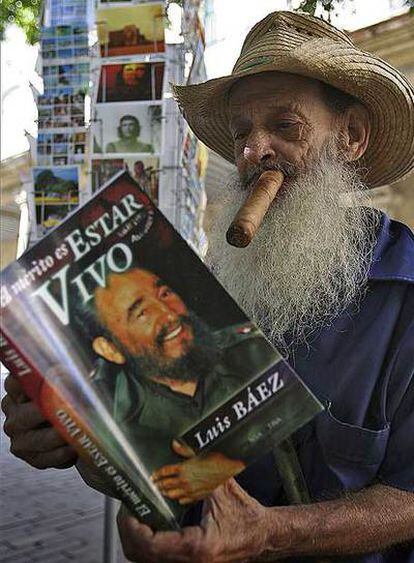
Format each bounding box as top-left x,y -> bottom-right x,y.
0,207 -> 20,270
351,13 -> 414,229
0,151 -> 31,270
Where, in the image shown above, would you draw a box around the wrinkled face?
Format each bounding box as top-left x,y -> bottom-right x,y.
228,72 -> 337,184
95,269 -> 194,361
120,118 -> 139,139
123,64 -> 145,86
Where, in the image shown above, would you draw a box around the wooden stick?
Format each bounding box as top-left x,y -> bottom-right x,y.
226,170 -> 284,248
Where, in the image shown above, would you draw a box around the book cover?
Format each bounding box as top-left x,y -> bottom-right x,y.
0,171 -> 322,529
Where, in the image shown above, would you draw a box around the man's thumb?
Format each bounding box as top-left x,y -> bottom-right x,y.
172,439 -> 195,458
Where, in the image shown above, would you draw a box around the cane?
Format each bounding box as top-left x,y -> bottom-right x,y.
257,438 -> 330,562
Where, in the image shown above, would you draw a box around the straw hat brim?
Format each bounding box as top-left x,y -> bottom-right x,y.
174,37 -> 414,189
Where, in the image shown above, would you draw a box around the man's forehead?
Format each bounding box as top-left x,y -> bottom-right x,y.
105,269 -> 161,292
228,72 -> 324,114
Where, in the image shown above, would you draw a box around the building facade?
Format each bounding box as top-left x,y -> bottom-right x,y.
351,13 -> 414,228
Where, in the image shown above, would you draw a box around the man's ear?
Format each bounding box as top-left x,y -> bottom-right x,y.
92,336 -> 126,365
339,103 -> 371,162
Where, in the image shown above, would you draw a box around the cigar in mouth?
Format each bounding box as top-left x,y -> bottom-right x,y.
226,170 -> 284,248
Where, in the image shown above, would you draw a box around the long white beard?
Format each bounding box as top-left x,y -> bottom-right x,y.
207,156 -> 379,350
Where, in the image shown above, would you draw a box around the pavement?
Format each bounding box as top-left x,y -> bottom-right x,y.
0,370 -> 125,563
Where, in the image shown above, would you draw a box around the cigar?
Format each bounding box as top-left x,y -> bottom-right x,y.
226,170 -> 284,248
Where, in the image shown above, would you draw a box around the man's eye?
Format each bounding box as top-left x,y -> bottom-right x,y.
276,121 -> 304,140
233,131 -> 247,141
136,309 -> 146,319
160,288 -> 172,298
276,121 -> 296,130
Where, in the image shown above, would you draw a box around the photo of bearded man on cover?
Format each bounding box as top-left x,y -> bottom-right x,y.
74,266 -> 279,506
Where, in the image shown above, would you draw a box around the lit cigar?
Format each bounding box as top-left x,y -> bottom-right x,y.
226,170 -> 284,248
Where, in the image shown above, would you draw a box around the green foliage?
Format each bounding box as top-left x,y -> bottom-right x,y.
298,0 -> 318,15
297,0 -> 414,17
0,0 -> 41,44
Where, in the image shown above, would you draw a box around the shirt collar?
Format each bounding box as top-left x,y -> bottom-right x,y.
368,211 -> 414,283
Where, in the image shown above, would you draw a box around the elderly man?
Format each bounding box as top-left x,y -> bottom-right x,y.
2,11 -> 414,562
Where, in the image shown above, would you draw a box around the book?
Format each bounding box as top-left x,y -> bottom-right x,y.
0,170 -> 323,530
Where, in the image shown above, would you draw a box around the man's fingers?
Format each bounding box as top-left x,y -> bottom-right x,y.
219,477 -> 251,501
3,401 -> 46,436
156,480 -> 197,503
1,394 -> 13,417
151,526 -> 210,561
117,505 -> 155,562
2,384 -> 77,470
11,426 -> 68,454
155,476 -> 183,492
36,445 -> 78,469
171,440 -> 195,459
152,464 -> 181,481
13,445 -> 77,470
51,446 -> 78,468
178,497 -> 195,505
162,488 -> 187,500
117,504 -> 210,563
3,375 -> 29,404
117,504 -> 154,539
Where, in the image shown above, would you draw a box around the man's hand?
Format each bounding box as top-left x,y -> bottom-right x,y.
117,478 -> 270,563
151,440 -> 246,504
118,477 -> 414,562
1,374 -> 77,469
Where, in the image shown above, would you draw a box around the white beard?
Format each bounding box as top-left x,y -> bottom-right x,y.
207,155 -> 379,351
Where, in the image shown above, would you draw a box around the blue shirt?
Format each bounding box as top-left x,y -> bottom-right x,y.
236,212 -> 414,562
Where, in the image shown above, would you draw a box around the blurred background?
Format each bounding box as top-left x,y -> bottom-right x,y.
0,1 -> 413,561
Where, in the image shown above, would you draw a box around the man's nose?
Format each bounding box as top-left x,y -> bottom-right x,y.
243,130 -> 276,166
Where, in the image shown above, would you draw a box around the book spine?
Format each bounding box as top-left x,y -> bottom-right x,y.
0,326 -> 177,531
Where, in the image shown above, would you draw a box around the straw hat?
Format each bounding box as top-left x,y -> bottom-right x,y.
173,11 -> 414,188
